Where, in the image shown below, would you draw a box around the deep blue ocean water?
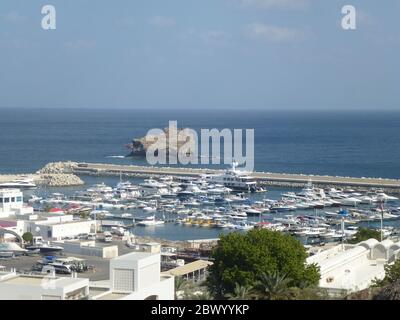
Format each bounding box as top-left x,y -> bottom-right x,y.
1,108 -> 400,178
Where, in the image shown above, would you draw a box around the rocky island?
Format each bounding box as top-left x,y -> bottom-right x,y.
126,126 -> 196,157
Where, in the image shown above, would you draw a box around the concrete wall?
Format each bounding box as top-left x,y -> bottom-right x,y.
121,275 -> 175,300
0,275 -> 89,300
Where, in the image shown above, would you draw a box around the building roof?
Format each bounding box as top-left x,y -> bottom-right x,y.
317,246 -> 368,275
163,260 -> 213,277
0,274 -> 88,288
0,220 -> 17,228
113,252 -> 157,261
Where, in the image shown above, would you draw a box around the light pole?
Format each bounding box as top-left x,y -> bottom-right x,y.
379,200 -> 384,242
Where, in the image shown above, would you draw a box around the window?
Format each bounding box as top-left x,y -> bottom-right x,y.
4,198 -> 9,203
16,197 -> 22,202
11,197 -> 15,202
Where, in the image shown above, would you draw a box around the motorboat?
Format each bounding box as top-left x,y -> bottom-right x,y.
0,178 -> 37,190
0,243 -> 28,257
339,197 -> 362,206
234,222 -> 254,231
143,206 -> 157,212
25,237 -> 64,254
137,216 -> 164,226
245,208 -> 262,215
376,193 -> 399,202
205,162 -> 258,193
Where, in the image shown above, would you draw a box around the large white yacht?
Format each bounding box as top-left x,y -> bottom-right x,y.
0,178 -> 37,190
206,162 -> 258,193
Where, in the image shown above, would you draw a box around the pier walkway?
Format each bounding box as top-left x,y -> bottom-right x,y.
72,162 -> 400,190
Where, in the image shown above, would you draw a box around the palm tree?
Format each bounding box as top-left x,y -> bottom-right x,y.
225,283 -> 254,300
189,290 -> 214,300
175,277 -> 189,300
256,271 -> 292,300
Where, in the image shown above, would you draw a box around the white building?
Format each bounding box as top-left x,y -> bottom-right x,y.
91,252 -> 174,300
0,189 -> 33,218
0,271 -> 89,300
307,238 -> 400,295
24,214 -> 94,241
0,251 -> 174,300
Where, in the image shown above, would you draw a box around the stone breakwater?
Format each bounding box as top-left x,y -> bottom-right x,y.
37,173 -> 84,187
37,161 -> 78,174
0,162 -> 84,187
35,162 -> 84,186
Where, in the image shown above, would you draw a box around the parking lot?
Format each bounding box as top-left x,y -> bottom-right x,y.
0,240 -> 136,281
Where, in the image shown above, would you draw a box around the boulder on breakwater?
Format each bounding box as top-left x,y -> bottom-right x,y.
38,173 -> 84,187
35,162 -> 84,186
37,161 -> 79,174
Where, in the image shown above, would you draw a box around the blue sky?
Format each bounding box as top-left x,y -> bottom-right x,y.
0,0 -> 399,110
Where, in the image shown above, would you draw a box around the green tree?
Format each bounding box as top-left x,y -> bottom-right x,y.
225,283 -> 254,300
372,259 -> 400,287
22,232 -> 33,243
348,228 -> 380,244
188,290 -> 214,300
207,229 -> 320,298
255,271 -> 292,300
288,286 -> 330,300
175,277 -> 189,300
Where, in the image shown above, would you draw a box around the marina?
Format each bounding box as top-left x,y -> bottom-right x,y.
57,162 -> 400,191
11,161 -> 400,244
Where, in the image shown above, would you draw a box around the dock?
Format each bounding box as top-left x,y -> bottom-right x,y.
71,162 -> 400,191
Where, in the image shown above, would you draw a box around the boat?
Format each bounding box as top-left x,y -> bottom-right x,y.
245,208 -> 262,215
339,197 -> 362,206
234,222 -> 254,231
205,162 -> 258,193
0,178 -> 37,190
25,237 -> 64,253
137,216 -> 165,226
0,243 -> 28,257
143,206 -> 157,212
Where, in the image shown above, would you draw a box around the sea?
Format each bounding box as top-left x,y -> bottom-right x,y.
1,108 -> 400,240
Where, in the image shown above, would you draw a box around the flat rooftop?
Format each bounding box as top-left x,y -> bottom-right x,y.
113,252 -> 157,261
163,260 -> 213,277
321,260 -> 386,290
0,274 -> 88,287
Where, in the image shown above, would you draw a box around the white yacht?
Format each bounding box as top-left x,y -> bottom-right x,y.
206,162 -> 258,193
86,183 -> 113,194
137,216 -> 165,226
339,197 -> 362,206
0,178 -> 37,190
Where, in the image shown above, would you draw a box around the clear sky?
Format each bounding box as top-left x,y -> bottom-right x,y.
0,0 -> 399,110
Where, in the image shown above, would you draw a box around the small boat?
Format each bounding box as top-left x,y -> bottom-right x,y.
245,208 -> 262,215
137,216 -> 164,226
143,206 -> 157,212
25,237 -> 64,254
